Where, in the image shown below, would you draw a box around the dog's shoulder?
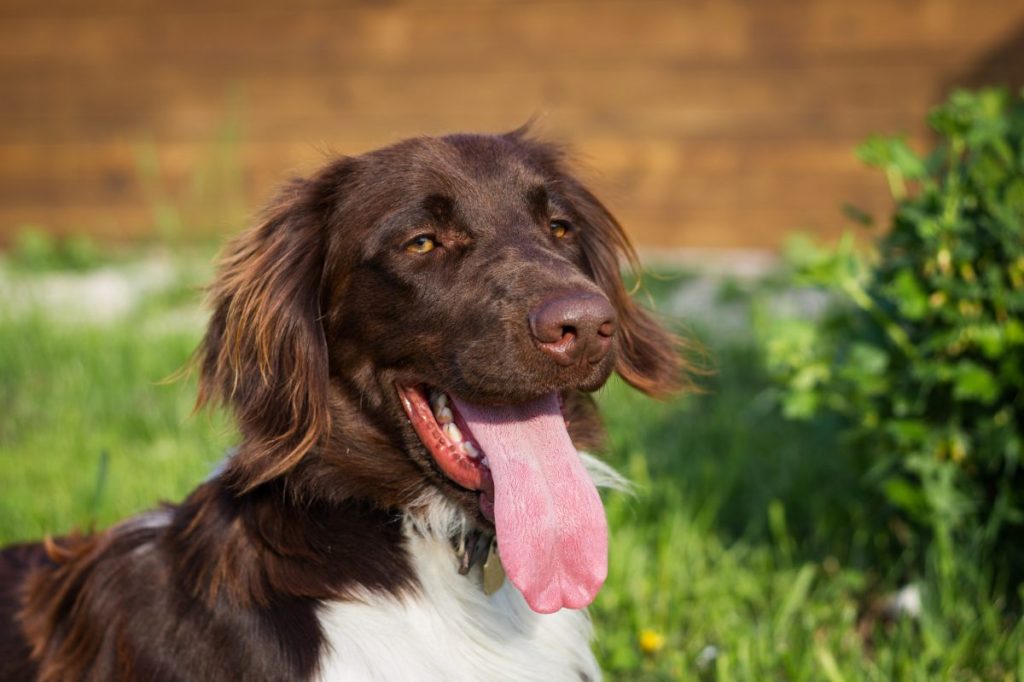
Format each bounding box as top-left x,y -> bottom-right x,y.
316,523 -> 600,682
9,506 -> 325,682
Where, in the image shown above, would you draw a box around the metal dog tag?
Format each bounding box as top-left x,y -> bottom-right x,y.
482,541 -> 505,595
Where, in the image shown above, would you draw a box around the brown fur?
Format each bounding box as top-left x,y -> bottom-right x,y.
0,130 -> 685,681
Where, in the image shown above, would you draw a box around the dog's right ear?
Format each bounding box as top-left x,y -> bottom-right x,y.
196,162 -> 349,491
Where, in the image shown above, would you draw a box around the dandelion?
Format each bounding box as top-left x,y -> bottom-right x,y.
638,628 -> 665,655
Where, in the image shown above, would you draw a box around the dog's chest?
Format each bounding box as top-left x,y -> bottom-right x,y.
315,533 -> 600,681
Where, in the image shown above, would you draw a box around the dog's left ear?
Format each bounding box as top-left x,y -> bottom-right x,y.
564,179 -> 688,398
197,162 -> 350,490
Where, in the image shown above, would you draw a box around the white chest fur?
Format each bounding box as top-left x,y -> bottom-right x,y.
315,529 -> 600,682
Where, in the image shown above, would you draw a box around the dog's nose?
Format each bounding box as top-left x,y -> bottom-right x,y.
529,293 -> 616,366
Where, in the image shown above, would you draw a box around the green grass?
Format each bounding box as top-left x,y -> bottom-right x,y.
0,257 -> 1021,681
594,354 -> 1023,681
0,255 -> 230,538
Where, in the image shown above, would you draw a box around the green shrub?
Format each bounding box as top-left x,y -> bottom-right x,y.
761,89 -> 1024,584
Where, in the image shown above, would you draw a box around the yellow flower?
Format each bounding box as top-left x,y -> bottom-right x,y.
639,628 -> 665,655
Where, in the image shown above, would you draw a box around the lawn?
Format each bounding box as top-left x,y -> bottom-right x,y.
1,251 -> 1021,681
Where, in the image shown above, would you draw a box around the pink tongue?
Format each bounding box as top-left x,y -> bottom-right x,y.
451,393 -> 607,614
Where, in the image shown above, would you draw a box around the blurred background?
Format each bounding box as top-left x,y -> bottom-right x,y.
3,0 -> 1023,251
3,2 -> 1024,679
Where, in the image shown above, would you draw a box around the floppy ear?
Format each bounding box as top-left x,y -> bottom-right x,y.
197,168 -> 343,491
565,180 -> 689,398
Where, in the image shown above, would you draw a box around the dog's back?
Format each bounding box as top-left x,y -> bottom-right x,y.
0,544 -> 46,680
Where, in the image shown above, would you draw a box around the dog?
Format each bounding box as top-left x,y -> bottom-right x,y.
0,130 -> 682,681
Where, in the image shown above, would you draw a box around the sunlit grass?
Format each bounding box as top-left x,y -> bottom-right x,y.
0,256 -> 1020,680
0,256 -> 231,540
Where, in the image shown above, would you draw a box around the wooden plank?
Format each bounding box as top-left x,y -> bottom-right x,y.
0,61 -> 945,145
1,0 -> 1019,67
0,135 -> 904,196
0,200 -> 890,250
0,131 -> 911,249
1,0 -> 1016,249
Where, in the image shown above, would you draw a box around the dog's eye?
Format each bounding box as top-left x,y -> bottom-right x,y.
405,235 -> 437,254
549,220 -> 572,239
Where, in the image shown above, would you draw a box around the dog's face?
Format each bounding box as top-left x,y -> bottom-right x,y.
328,134 -> 616,402
198,131 -> 682,613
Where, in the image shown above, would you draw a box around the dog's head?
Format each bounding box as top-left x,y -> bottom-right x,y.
198,131 -> 684,612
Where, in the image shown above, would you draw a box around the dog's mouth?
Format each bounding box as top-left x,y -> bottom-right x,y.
397,385 -> 497,517
397,383 -> 607,614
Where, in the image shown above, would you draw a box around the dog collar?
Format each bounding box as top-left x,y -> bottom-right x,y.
455,529 -> 505,595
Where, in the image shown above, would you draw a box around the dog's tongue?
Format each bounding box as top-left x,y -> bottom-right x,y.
450,393 -> 607,614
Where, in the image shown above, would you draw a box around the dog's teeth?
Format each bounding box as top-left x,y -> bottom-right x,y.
433,392 -> 448,410
481,456 -> 490,468
463,441 -> 479,459
443,422 -> 463,443
436,406 -> 453,424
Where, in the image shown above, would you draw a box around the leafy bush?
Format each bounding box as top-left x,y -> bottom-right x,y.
761,89 -> 1024,583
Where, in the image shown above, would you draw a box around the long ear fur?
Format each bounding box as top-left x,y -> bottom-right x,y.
197,169 -> 342,491
565,179 -> 691,398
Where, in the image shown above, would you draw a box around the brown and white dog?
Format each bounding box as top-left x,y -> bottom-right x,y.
0,131 -> 683,681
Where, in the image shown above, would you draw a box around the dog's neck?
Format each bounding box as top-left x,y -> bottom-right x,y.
168,476 -> 419,606
453,527 -> 492,575
197,425 -> 625,609
313,518 -> 602,682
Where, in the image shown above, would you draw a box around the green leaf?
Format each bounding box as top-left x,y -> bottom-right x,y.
952,361 -> 999,404
857,136 -> 927,179
883,476 -> 929,519
887,270 -> 929,320
782,390 -> 819,420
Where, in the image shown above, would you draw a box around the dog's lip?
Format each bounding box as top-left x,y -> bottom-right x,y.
396,384 -> 496,514
395,380 -> 571,523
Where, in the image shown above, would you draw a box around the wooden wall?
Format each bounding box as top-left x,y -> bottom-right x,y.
3,0 -> 1024,250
